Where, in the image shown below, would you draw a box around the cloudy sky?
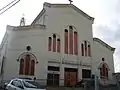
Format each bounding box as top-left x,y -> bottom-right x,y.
0,0 -> 120,72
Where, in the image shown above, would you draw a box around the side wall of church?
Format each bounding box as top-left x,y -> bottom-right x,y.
92,40 -> 115,81
3,26 -> 48,85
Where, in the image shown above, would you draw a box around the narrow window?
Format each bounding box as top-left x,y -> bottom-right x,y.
74,31 -> 78,55
84,41 -> 87,56
100,63 -> 108,79
25,55 -> 30,75
88,45 -> 91,56
53,34 -> 56,52
30,60 -> 35,75
57,39 -> 60,52
64,29 -> 68,54
48,37 -> 52,51
69,26 -> 73,54
81,44 -> 84,56
19,59 -> 24,75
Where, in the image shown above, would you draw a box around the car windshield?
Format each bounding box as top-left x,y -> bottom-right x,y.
23,81 -> 45,89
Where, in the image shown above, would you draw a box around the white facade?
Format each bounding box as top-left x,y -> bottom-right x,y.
0,2 -> 115,86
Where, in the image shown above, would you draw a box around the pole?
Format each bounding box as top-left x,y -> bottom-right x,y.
95,75 -> 97,90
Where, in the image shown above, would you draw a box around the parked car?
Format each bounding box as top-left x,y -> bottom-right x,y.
5,78 -> 46,90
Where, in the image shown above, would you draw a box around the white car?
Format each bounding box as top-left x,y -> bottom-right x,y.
6,78 -> 46,90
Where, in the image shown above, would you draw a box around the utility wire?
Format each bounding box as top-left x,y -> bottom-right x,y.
0,0 -> 18,11
0,0 -> 20,15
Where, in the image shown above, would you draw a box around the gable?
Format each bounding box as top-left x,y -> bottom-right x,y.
31,9 -> 46,25
93,38 -> 115,52
31,2 -> 94,25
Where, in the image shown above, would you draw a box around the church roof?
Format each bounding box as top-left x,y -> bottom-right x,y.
93,38 -> 115,52
13,24 -> 46,31
31,2 -> 94,25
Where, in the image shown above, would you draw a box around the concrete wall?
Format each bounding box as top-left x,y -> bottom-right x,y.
92,40 -> 115,81
3,26 -> 47,84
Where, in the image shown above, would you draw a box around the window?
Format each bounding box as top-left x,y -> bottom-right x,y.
81,41 -> 91,57
48,37 -> 52,51
69,26 -> 73,54
82,69 -> 91,78
64,29 -> 68,54
81,43 -> 84,56
74,31 -> 78,55
57,39 -> 60,52
19,59 -> 24,75
53,34 -> 56,52
19,54 -> 35,76
84,41 -> 87,56
100,63 -> 109,79
30,60 -> 35,75
25,55 -> 30,75
48,34 -> 60,53
64,26 -> 78,55
11,80 -> 23,88
88,45 -> 91,56
48,66 -> 60,71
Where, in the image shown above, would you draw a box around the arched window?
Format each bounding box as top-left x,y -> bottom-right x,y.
19,59 -> 24,75
69,26 -> 73,54
64,26 -> 78,55
99,63 -> 109,79
30,60 -> 35,75
64,29 -> 68,54
74,31 -> 78,55
84,41 -> 87,56
48,37 -> 52,51
81,41 -> 91,57
25,55 -> 30,75
57,39 -> 60,52
19,54 -> 36,76
81,43 -> 84,56
88,45 -> 91,56
53,34 -> 56,52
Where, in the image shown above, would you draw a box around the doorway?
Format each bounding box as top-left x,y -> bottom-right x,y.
64,68 -> 77,86
47,66 -> 60,86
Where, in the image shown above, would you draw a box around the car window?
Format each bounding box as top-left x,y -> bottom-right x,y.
23,81 -> 36,88
11,80 -> 18,86
11,80 -> 23,88
23,81 -> 45,89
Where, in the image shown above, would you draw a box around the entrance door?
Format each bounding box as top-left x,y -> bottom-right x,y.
47,73 -> 59,86
64,68 -> 77,86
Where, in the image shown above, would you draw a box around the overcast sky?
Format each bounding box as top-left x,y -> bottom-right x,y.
0,0 -> 120,72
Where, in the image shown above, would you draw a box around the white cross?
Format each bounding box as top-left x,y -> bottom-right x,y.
69,0 -> 73,4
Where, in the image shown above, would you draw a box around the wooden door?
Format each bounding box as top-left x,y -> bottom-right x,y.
70,72 -> 77,85
64,72 -> 70,86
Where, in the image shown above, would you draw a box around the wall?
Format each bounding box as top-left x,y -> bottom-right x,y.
92,40 -> 115,81
2,26 -> 48,85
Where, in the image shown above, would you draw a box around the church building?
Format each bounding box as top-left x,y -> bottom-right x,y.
0,2 -> 115,86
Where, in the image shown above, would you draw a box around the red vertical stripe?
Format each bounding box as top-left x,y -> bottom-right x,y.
48,37 -> 52,51
65,29 -> 68,54
84,41 -> 87,56
81,44 -> 84,56
25,55 -> 30,75
53,34 -> 56,52
57,39 -> 60,52
100,68 -> 102,78
106,68 -> 108,78
102,64 -> 106,78
30,60 -> 35,75
74,32 -> 78,55
19,59 -> 24,75
88,45 -> 91,56
69,27 -> 73,54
